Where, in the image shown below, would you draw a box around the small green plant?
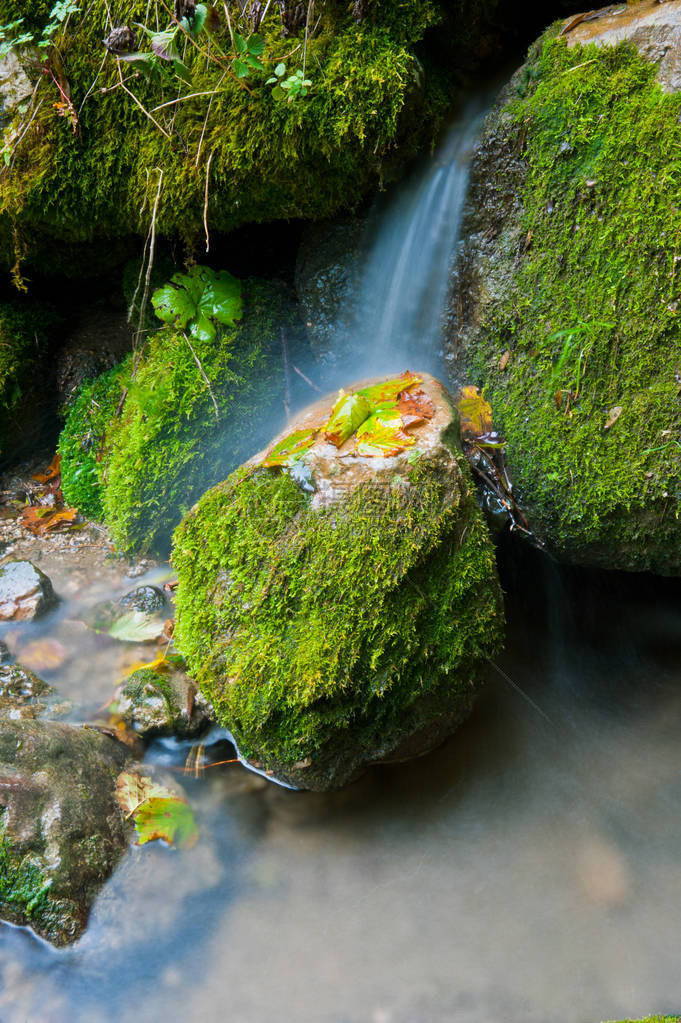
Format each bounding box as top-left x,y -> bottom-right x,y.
232,32 -> 265,79
151,265 -> 243,342
267,62 -> 312,101
0,2 -> 80,57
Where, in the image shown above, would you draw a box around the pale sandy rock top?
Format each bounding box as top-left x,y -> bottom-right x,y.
563,0 -> 681,91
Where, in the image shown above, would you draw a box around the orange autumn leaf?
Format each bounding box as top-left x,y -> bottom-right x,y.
32,454 -> 62,485
19,505 -> 79,535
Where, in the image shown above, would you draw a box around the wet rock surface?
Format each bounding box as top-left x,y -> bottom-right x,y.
118,585 -> 167,615
174,373 -> 504,791
0,561 -> 57,622
55,299 -> 132,412
0,693 -> 131,946
116,664 -> 212,739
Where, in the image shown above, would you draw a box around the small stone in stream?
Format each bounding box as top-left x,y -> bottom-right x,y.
126,560 -> 152,579
116,666 -> 212,739
0,560 -> 57,621
0,663 -> 58,720
118,584 -> 167,615
0,641 -> 11,664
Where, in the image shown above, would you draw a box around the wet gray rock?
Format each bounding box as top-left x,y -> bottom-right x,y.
0,560 -> 57,621
0,51 -> 33,131
116,664 -> 213,739
0,641 -> 11,664
118,584 -> 167,615
56,299 -> 132,413
294,217 -> 365,368
0,707 -> 131,946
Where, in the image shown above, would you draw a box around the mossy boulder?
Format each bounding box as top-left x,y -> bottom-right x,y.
173,373 -> 503,790
0,0 -> 460,269
59,277 -> 302,554
0,695 -> 131,946
116,663 -> 212,739
447,4 -> 681,574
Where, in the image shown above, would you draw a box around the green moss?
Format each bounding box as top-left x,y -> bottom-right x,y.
123,668 -> 174,707
462,38 -> 681,572
603,1018 -> 681,1023
0,0 -> 458,266
0,297 -> 57,462
100,277 -> 297,554
0,821 -> 61,936
173,444 -> 503,771
58,357 -> 131,519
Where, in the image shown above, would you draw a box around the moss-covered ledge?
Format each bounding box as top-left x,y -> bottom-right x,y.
448,17 -> 681,573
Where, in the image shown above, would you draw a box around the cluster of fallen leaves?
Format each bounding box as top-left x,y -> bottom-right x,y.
454,385 -> 533,538
263,371 -> 435,468
17,454 -> 80,536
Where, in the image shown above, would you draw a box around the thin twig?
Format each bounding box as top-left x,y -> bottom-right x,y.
203,148 -> 215,252
222,1 -> 235,48
292,363 -> 322,392
302,0 -> 312,78
184,331 -> 220,420
280,327 -> 291,419
151,85 -> 226,111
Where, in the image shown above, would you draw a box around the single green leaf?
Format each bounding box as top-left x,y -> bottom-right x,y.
263,428 -> 317,468
357,372 -> 422,408
355,410 -> 416,458
116,772 -> 198,849
188,3 -> 207,36
134,796 -> 198,848
108,610 -> 165,643
274,62 -> 286,76
233,58 -> 249,78
247,33 -> 264,56
233,32 -> 247,53
152,280 -> 197,328
324,391 -> 372,447
174,58 -> 192,84
149,27 -> 180,61
189,310 -> 217,342
195,266 -> 242,325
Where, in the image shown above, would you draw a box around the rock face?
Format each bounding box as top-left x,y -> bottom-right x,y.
0,690 -> 131,946
173,373 -> 503,791
447,2 -> 681,574
0,561 -> 57,621
294,217 -> 365,368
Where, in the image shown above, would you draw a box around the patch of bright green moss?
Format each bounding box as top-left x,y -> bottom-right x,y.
603,1017 -> 681,1023
464,38 -> 681,572
99,278 -> 298,555
0,821 -> 61,936
58,357 -> 131,519
173,448 -> 503,772
0,0 -> 458,266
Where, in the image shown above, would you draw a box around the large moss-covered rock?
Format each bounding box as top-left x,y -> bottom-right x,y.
0,0 -> 457,269
173,373 -> 503,790
59,277 -> 302,554
447,3 -> 681,574
0,694 -> 130,946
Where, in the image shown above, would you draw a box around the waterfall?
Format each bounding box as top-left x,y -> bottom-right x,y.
333,91 -> 494,380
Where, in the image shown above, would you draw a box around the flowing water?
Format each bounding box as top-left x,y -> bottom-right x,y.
2,86 -> 681,1023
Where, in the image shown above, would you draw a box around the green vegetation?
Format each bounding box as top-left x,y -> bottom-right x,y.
0,0 -> 461,270
603,1017 -> 681,1023
59,276 -> 297,554
58,358 -> 130,518
0,822 -> 64,939
173,441 -> 503,781
461,37 -> 681,572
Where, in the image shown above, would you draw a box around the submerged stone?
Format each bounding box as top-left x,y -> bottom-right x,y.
173,373 -> 504,791
118,585 -> 168,615
0,561 -> 57,621
116,665 -> 212,739
447,2 -> 681,574
0,708 -> 130,946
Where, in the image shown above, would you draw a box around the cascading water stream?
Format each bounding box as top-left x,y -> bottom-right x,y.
327,91 -> 494,383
